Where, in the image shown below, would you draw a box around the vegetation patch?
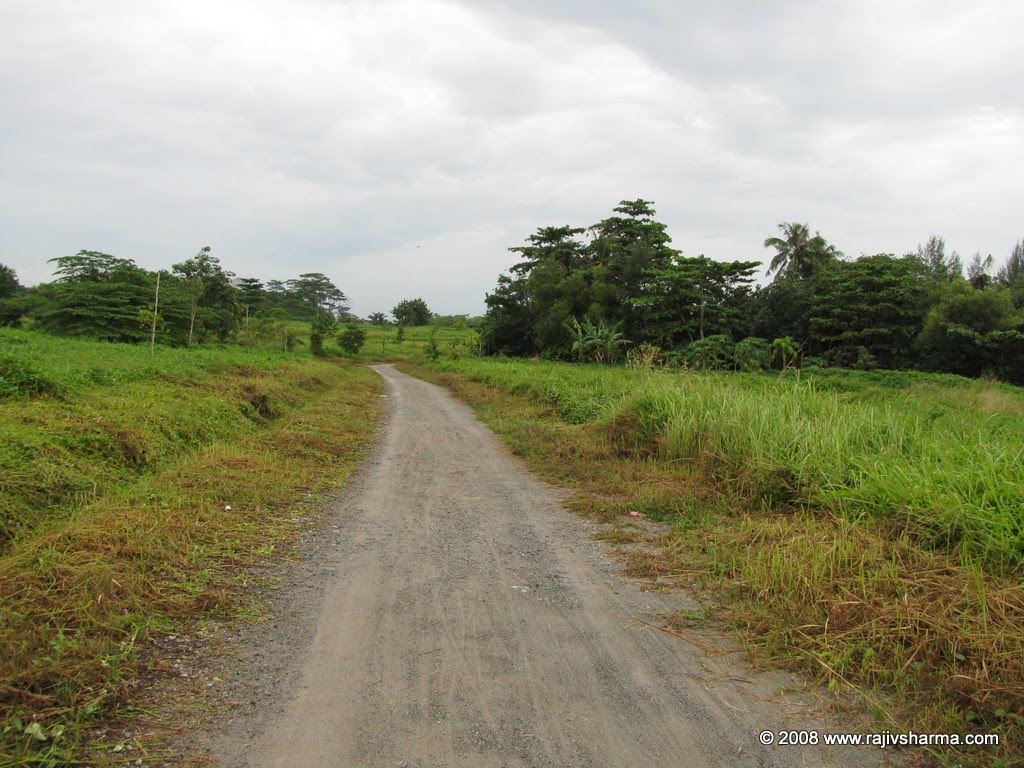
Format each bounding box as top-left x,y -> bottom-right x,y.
0,333 -> 382,766
406,358 -> 1024,767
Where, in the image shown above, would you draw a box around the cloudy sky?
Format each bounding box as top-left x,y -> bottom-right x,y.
2,1 -> 1022,316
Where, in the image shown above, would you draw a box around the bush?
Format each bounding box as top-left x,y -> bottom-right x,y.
683,335 -> 734,370
338,324 -> 367,355
734,337 -> 770,372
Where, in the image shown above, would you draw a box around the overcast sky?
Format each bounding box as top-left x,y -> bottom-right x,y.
2,1 -> 1022,316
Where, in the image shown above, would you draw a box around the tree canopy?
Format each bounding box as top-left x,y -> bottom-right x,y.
392,298 -> 432,326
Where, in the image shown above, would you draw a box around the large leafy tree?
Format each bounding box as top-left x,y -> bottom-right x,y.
509,226 -> 586,275
763,222 -> 842,280
0,264 -> 26,326
236,277 -> 265,321
587,199 -> 680,339
811,254 -> 932,369
288,273 -> 349,320
636,255 -> 759,349
480,275 -> 534,356
34,251 -> 154,342
392,298 -> 431,326
917,280 -> 1023,379
0,264 -> 20,300
172,247 -> 238,345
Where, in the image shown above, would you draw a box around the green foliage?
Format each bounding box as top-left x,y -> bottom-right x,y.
33,252 -> 156,342
918,234 -> 963,281
811,253 -> 932,369
763,222 -> 842,280
0,264 -> 19,300
337,324 -> 367,355
635,255 -> 758,348
918,281 -> 1023,379
392,297 -> 432,327
309,312 -> 337,358
0,355 -> 64,399
0,264 -> 24,327
733,337 -> 770,372
682,334 -> 734,370
288,273 -> 349,319
769,337 -> 799,369
425,329 -> 440,361
565,318 -> 628,363
172,246 -> 238,346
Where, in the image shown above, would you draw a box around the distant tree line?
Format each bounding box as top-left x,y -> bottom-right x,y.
480,200 -> 1024,383
0,249 -> 352,351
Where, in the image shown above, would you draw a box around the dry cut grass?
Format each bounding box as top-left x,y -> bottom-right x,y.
0,361 -> 382,766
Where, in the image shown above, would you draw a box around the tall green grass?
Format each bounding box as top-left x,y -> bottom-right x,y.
0,329 -> 342,548
0,327 -> 296,398
431,358 -> 1024,570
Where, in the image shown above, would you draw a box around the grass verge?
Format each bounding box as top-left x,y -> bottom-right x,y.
0,353 -> 382,765
403,359 -> 1024,768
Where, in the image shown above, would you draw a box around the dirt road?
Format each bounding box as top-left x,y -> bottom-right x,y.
201,365 -> 886,767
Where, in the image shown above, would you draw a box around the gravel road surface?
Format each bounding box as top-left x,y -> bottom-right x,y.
199,364 -> 887,768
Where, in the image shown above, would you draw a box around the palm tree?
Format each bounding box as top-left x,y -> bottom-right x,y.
763,222 -> 841,280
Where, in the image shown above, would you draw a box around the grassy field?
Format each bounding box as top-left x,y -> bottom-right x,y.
350,321 -> 480,362
410,357 -> 1024,767
0,329 -> 383,765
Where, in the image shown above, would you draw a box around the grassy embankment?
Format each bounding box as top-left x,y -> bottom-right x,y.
0,328 -> 382,765
409,357 -> 1023,768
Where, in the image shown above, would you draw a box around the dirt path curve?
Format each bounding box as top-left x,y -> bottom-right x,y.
203,365 -> 886,768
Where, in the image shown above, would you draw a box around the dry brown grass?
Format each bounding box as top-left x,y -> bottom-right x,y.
0,362 -> 382,765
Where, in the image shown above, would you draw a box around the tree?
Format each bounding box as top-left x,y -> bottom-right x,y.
769,337 -> 799,369
171,247 -> 237,346
392,298 -> 431,327
763,222 -> 842,280
0,264 -> 20,300
810,254 -> 932,369
683,334 -> 734,370
480,275 -> 534,356
309,312 -> 336,357
288,273 -> 349,319
917,235 -> 962,281
0,264 -> 25,326
734,337 -> 770,372
368,311 -> 388,326
509,226 -> 587,275
635,255 -> 758,349
236,278 -> 265,322
337,324 -> 367,355
996,239 -> 1024,307
917,281 -> 1021,378
586,199 -> 680,341
35,251 -> 155,342
967,252 -> 995,290
563,318 -> 627,363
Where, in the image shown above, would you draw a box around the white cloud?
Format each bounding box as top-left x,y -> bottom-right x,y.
1,0 -> 1022,314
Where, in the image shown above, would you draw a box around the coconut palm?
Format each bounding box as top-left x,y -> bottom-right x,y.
763,222 -> 841,280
